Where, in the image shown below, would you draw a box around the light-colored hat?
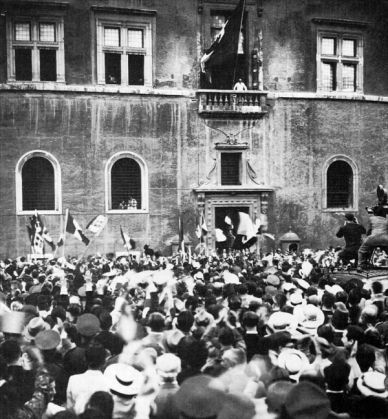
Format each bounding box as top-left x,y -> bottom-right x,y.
267,311 -> 298,333
357,371 -> 388,398
35,330 -> 61,350
294,304 -> 325,331
104,363 -> 143,397
1,311 -> 26,335
266,274 -> 281,287
277,349 -> 310,381
194,271 -> 204,280
324,284 -> 344,295
296,278 -> 309,291
24,317 -> 50,341
156,353 -> 181,377
289,292 -> 304,306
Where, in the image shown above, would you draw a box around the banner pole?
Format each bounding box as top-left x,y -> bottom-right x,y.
62,209 -> 69,258
232,0 -> 246,87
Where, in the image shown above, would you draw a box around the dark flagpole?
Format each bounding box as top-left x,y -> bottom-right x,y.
232,0 -> 246,87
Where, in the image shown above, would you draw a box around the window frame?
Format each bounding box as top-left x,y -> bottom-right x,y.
16,150 -> 62,215
105,152 -> 149,214
6,15 -> 65,83
322,155 -> 358,212
217,150 -> 248,186
317,31 -> 363,93
96,14 -> 155,87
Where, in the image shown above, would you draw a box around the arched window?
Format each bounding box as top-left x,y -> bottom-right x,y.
323,155 -> 358,210
16,151 -> 61,214
106,152 -> 148,212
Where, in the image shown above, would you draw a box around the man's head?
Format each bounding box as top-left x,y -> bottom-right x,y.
345,213 -> 356,222
85,341 -> 106,369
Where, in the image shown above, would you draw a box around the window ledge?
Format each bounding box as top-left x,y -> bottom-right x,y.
106,209 -> 148,214
268,91 -> 388,103
0,82 -> 195,97
322,208 -> 358,213
17,210 -> 61,215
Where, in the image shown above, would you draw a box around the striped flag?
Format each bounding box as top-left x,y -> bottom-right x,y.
195,211 -> 208,240
28,211 -> 55,253
66,211 -> 89,245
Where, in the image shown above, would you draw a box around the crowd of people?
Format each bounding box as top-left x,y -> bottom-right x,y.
0,237 -> 387,419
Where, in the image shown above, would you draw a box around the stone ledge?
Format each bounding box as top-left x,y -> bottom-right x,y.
0,83 -> 196,98
268,91 -> 388,103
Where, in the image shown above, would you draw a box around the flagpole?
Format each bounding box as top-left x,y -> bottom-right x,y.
62,209 -> 69,258
232,0 -> 246,87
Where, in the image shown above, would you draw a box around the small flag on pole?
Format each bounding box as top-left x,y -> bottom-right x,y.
195,211 -> 208,240
86,215 -> 107,236
215,228 -> 227,243
179,216 -> 185,255
237,212 -> 256,244
66,211 -> 90,245
120,226 -> 135,250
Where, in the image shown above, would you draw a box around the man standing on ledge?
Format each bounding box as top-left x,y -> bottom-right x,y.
336,213 -> 366,266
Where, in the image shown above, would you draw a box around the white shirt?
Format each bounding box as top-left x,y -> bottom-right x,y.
66,369 -> 110,415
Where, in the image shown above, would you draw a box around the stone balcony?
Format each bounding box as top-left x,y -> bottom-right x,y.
197,89 -> 268,117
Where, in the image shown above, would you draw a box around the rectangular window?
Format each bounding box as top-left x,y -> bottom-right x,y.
39,23 -> 56,42
8,17 -> 65,83
105,53 -> 121,84
221,153 -> 241,185
321,62 -> 336,91
342,63 -> 356,91
40,49 -> 57,81
15,49 -> 32,80
96,15 -> 154,87
317,33 -> 362,92
15,22 -> 31,41
342,39 -> 356,57
104,27 -> 120,47
321,37 -> 336,55
128,29 -> 143,48
128,54 -> 144,85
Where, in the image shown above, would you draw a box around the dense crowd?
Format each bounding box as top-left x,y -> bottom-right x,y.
0,244 -> 387,419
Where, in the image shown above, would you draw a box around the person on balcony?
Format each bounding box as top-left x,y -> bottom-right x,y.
233,78 -> 247,91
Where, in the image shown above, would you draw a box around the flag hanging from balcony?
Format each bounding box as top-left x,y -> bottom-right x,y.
200,0 -> 245,77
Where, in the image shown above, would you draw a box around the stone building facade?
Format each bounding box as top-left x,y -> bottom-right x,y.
0,0 -> 388,256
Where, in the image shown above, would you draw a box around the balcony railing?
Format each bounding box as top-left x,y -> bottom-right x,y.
197,89 -> 268,116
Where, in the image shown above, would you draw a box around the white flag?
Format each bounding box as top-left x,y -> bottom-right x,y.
86,215 -> 107,236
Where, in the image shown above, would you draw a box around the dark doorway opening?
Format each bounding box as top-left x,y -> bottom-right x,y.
215,206 -> 250,250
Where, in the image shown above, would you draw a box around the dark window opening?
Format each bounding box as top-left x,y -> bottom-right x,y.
327,160 -> 353,208
105,53 -> 121,84
111,158 -> 142,210
40,49 -> 57,81
15,48 -> 32,81
221,153 -> 241,185
22,157 -> 55,210
128,54 -> 144,85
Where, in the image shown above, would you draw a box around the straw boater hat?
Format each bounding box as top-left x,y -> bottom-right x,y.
277,349 -> 310,381
24,317 -> 50,341
294,304 -> 325,332
357,371 -> 388,398
267,311 -> 298,334
104,363 -> 143,397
